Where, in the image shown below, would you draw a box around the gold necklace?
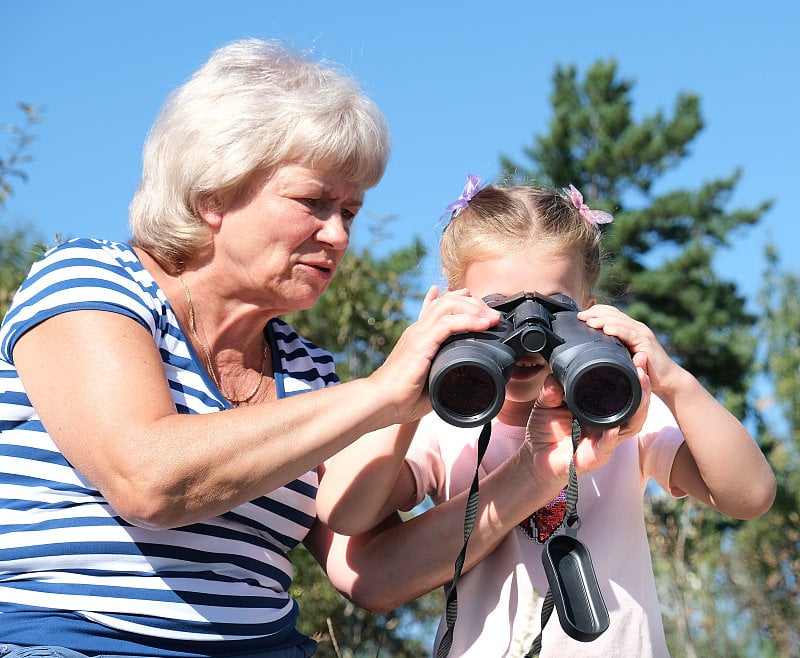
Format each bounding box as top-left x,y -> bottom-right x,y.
178,276 -> 268,405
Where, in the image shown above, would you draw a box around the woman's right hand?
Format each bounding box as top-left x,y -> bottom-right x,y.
368,285 -> 501,424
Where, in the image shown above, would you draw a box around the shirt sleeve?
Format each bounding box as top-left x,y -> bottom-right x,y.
403,412 -> 451,508
0,239 -> 160,363
638,394 -> 687,497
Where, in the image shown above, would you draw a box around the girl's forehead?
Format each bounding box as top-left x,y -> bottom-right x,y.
462,251 -> 587,303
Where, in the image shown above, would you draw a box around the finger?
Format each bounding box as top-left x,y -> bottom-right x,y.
428,294 -> 501,328
589,426 -> 620,457
438,287 -> 473,301
578,304 -> 624,321
574,426 -> 620,473
581,425 -> 606,442
417,290 -> 487,327
417,285 -> 441,318
535,374 -> 566,409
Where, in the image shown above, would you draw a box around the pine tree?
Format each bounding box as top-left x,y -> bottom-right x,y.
500,60 -> 776,656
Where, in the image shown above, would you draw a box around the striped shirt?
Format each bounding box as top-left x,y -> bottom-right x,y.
0,238 -> 338,656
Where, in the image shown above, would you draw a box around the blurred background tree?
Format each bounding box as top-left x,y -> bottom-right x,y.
735,247 -> 800,656
1,102 -> 45,316
1,103 -> 42,209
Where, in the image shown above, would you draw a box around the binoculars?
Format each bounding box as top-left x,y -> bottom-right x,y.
428,292 -> 642,429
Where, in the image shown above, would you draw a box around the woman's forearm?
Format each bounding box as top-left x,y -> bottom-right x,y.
317,420 -> 420,535
325,448 -> 566,612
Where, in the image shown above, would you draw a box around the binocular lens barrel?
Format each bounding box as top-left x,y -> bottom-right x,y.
575,366 -> 633,416
431,358 -> 639,429
427,293 -> 643,430
428,340 -> 512,428
433,365 -> 499,419
562,362 -> 639,428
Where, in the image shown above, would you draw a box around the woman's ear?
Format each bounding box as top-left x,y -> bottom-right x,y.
197,193 -> 224,227
584,295 -> 597,310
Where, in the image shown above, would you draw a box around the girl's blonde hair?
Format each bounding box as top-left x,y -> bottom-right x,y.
440,185 -> 604,299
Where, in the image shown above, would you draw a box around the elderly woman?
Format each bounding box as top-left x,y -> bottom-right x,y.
0,39 -> 498,657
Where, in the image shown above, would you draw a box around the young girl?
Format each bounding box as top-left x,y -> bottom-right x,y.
317,178 -> 776,657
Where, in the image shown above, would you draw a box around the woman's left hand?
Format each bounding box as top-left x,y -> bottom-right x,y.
367,285 -> 501,423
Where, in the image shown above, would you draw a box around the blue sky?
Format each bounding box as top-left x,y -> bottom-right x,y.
3,1 -> 799,310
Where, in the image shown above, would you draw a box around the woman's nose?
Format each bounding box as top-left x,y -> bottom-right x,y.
317,213 -> 350,249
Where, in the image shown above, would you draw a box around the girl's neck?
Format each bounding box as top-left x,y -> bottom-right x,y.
496,399 -> 536,428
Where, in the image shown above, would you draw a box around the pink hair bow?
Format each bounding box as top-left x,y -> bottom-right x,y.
565,184 -> 613,227
445,173 -> 482,217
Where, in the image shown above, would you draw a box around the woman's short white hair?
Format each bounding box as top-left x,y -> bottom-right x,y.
129,38 -> 391,271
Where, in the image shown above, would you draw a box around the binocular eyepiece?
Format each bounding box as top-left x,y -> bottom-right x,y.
428,292 -> 642,429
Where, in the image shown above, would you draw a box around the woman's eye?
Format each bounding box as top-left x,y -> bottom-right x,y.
303,198 -> 318,207
341,208 -> 356,222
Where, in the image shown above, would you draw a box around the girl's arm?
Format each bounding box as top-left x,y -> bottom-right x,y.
311,369 -> 654,612
579,305 -> 776,519
316,421 -> 420,536
311,435 -> 569,613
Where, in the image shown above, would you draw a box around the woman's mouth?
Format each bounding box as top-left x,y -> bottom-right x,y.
299,261 -> 335,280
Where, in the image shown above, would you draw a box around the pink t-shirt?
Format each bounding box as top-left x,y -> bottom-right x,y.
404,395 -> 685,657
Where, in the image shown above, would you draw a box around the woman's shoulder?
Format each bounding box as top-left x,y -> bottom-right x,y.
26,238 -> 145,285
0,238 -> 162,358
39,237 -> 139,266
21,237 -> 157,302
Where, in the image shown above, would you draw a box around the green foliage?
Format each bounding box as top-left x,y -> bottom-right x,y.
739,247 -> 800,655
0,224 -> 46,317
1,104 -> 46,318
646,251 -> 800,657
1,103 -> 43,209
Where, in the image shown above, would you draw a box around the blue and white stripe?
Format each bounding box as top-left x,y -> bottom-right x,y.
0,238 -> 337,654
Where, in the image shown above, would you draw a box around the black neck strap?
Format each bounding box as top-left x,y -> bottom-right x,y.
435,421 -> 493,658
436,419 -> 584,658
526,418 -> 582,657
